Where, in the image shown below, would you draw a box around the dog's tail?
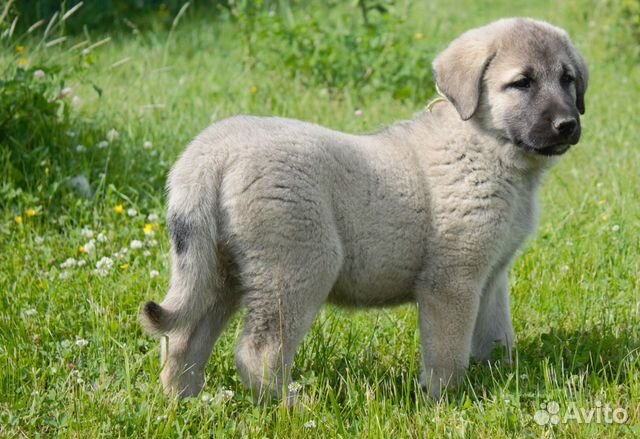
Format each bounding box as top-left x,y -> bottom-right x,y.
140,300 -> 174,336
140,143 -> 226,337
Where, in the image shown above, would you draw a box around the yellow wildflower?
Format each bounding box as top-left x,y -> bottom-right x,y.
120,263 -> 130,270
250,86 -> 258,95
18,58 -> 28,67
79,245 -> 85,253
601,214 -> 609,222
415,32 -> 424,41
25,209 -> 36,217
114,204 -> 124,214
16,46 -> 25,53
144,223 -> 160,235
15,216 -> 23,224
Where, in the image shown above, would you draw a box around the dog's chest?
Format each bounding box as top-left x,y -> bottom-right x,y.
426,153 -> 538,268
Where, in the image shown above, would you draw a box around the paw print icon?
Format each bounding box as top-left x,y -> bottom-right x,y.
534,401 -> 561,425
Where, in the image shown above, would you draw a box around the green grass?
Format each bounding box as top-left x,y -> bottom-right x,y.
1,0 -> 639,437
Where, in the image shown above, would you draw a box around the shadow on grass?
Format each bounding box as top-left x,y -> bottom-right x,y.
294,322 -> 639,406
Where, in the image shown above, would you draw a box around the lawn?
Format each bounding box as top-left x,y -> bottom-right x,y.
1,0 -> 638,437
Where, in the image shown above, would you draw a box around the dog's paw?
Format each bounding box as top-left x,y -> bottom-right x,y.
420,366 -> 464,400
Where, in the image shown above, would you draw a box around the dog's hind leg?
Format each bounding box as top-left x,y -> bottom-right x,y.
234,237 -> 343,404
235,269 -> 338,404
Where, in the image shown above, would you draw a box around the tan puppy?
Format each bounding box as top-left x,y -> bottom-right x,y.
141,17 -> 588,402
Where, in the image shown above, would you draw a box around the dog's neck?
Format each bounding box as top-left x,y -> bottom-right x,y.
410,101 -> 558,178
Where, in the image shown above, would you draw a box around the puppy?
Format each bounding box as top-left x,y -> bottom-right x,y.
141,17 -> 588,401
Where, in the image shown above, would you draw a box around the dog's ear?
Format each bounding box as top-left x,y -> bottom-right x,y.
568,44 -> 588,114
432,29 -> 496,121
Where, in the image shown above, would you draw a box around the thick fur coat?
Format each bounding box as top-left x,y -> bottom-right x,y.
141,17 -> 588,401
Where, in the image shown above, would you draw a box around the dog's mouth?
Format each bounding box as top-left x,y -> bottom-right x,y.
514,140 -> 572,157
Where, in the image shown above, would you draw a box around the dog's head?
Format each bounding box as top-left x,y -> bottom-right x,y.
433,18 -> 588,156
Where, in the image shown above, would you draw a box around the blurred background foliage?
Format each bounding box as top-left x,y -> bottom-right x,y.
0,0 -> 638,216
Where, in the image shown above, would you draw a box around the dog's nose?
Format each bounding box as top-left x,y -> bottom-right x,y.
552,118 -> 577,137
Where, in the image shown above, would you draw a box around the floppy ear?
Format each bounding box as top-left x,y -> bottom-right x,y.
568,45 -> 588,114
432,30 -> 496,120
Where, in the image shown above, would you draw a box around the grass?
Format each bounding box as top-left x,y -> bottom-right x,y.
1,0 -> 639,437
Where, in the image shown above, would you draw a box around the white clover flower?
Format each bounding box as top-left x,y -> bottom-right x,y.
96,257 -> 114,269
96,257 -> 114,272
127,208 -> 138,217
612,225 -> 620,232
34,69 -> 45,79
59,271 -> 72,280
77,260 -> 86,267
130,240 -> 143,250
75,144 -> 86,153
214,389 -> 235,403
96,140 -> 109,149
97,232 -> 108,242
143,250 -> 151,257
596,182 -> 603,189
95,269 -> 109,276
76,377 -> 85,384
147,213 -> 159,222
150,270 -> 160,278
201,393 -> 212,403
147,239 -> 158,247
24,308 -> 37,317
288,382 -> 302,393
34,236 -> 45,244
106,129 -> 120,142
82,240 -> 96,253
221,390 -> 234,400
59,87 -> 73,99
304,420 -> 316,429
60,340 -> 72,348
143,141 -> 153,149
61,258 -> 77,269
75,338 -> 89,348
80,227 -> 94,239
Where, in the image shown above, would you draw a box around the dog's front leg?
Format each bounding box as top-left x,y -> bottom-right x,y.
417,276 -> 481,399
471,268 -> 515,364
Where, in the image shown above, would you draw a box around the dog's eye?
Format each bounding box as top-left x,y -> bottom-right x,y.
561,73 -> 575,85
509,77 -> 532,90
